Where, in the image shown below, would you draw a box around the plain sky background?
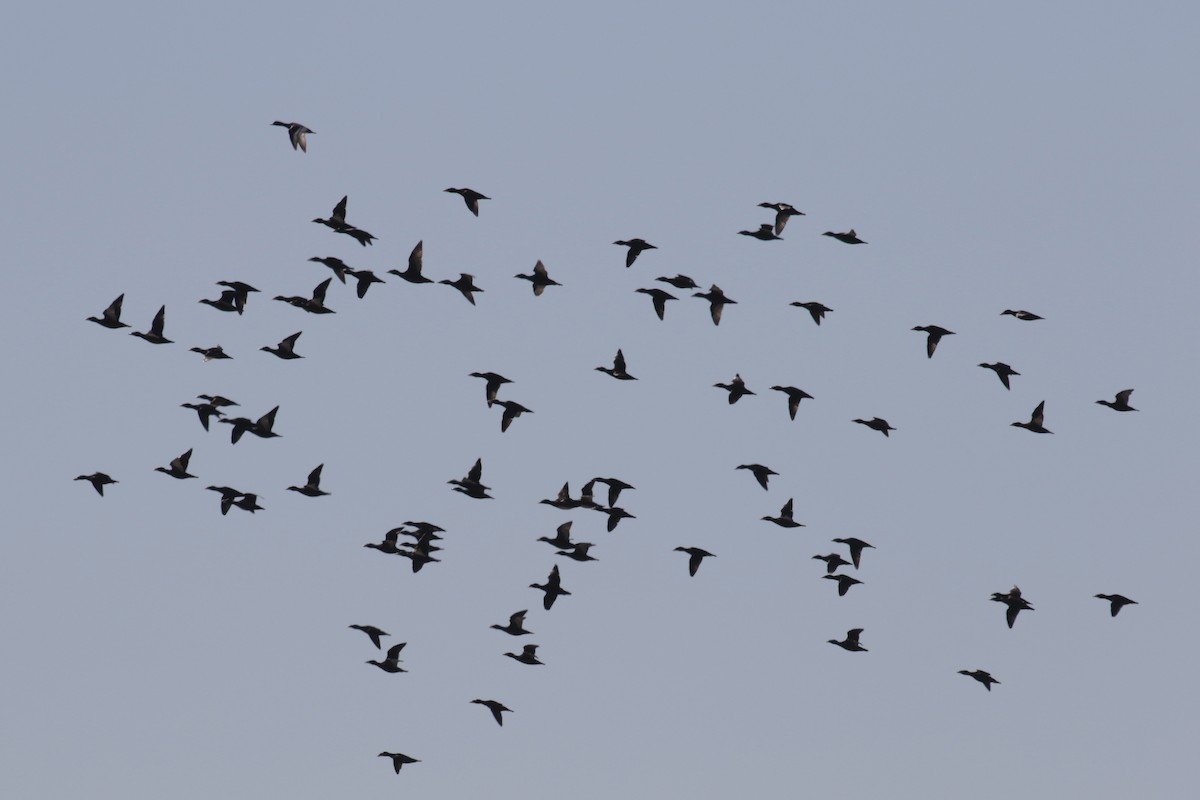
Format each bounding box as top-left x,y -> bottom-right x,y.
3,3 -> 1198,798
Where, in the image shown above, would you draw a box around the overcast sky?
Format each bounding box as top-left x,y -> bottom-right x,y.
4,3 -> 1198,798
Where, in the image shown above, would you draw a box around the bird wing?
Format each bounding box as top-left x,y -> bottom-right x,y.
331,195 -> 348,224
307,464 -> 323,486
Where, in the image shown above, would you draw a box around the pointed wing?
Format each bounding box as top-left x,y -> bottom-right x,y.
307,464 -> 323,486
467,458 -> 483,483
614,349 -> 627,373
312,278 -> 333,304
331,195 -> 348,224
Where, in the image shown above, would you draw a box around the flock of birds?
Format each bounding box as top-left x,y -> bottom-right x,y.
73,120 -> 1142,778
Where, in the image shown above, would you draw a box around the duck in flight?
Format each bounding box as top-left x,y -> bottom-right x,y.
130,305 -> 172,344
693,285 -> 737,326
367,642 -> 407,673
912,325 -> 954,358
715,373 -> 754,404
736,463 -> 777,491
495,400 -> 533,432
388,241 -> 433,284
308,256 -> 354,284
614,238 -> 656,268
790,301 -> 832,326
596,349 -> 637,380
471,699 -> 512,727
832,537 -> 874,569
378,752 -> 419,773
853,417 -> 895,437
87,294 -> 128,329
758,202 -> 804,235
656,274 -> 699,290
812,552 -> 853,574
346,268 -> 385,299
75,472 -> 118,496
155,448 -> 196,480
469,372 -> 512,407
504,644 -> 544,665
828,628 -> 868,651
349,624 -> 389,650
674,546 -> 715,576
739,223 -> 781,241
1095,593 -> 1137,617
515,260 -> 560,295
530,564 -> 570,610
261,332 -> 303,360
762,498 -> 803,528
991,585 -> 1034,628
219,405 -> 281,444
271,120 -> 312,152
312,195 -> 376,246
1001,309 -> 1042,321
1096,389 -> 1137,412
444,187 -> 489,216
1011,401 -> 1052,434
275,277 -> 335,314
287,464 -> 329,497
180,400 -> 225,430
491,610 -> 533,636
959,669 -> 1000,691
979,362 -> 1019,390
823,229 -> 866,244
770,386 -> 813,420
635,287 -> 677,320
823,573 -> 863,596
439,273 -> 484,305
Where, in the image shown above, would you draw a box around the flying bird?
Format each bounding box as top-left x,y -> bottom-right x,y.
790,301 -> 832,326
198,290 -> 242,314
614,238 -> 657,268
979,362 -> 1019,390
758,202 -> 805,235
693,285 -> 737,325
739,223 -> 782,241
823,573 -> 863,596
469,372 -> 512,407
823,229 -> 866,244
75,472 -> 117,496
312,195 -> 376,246
287,464 -> 329,497
491,610 -> 533,636
853,417 -> 895,437
349,624 -> 389,650
762,498 -> 803,528
504,644 -> 544,665
515,261 -> 560,296
308,256 -> 354,284
439,273 -> 484,305
261,331 -> 303,360
180,400 -> 225,431
912,325 -> 955,358
714,373 -> 755,404
346,268 -> 385,299
635,287 -> 677,320
205,485 -> 246,516
496,400 -> 533,432
449,458 -> 491,499
812,553 -> 853,574
130,305 -> 172,344
556,542 -> 598,562
155,448 -> 196,480
674,546 -> 715,576
1001,309 -> 1042,321
589,477 -> 635,508
959,669 -> 1000,691
1095,593 -> 1137,617
387,241 -> 434,284
596,349 -> 637,380
991,585 -> 1034,628
1096,389 -> 1137,412
656,274 -> 699,290
378,752 -> 419,773
828,628 -> 868,651
769,386 -> 813,420
274,277 -> 335,314
1011,401 -> 1052,434
271,120 -> 312,152
87,294 -> 128,329
832,537 -> 874,569
530,565 -> 570,610
219,405 -> 281,444
471,699 -> 512,727
736,463 -> 777,491
367,642 -> 407,673
444,187 -> 489,216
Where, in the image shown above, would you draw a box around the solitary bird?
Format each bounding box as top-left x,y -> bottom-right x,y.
87,294 -> 128,329
614,238 -> 656,268
491,610 -> 532,636
812,553 -> 853,574
790,301 -> 832,326
1095,593 -> 1138,617
271,120 -> 312,152
469,372 -> 512,407
1096,389 -> 1137,412
737,463 -> 777,491
1011,401 -> 1052,434
596,349 -> 637,380
275,277 -> 335,314
979,362 -> 1020,390
823,573 -> 863,596
991,585 -> 1034,629
155,448 -> 196,480
693,285 -> 737,326
758,202 -> 805,235
769,386 -> 813,420
388,240 -> 433,284
1001,309 -> 1042,321
959,669 -> 1000,691
828,629 -> 868,651
832,537 -> 874,569
762,498 -> 803,528
312,195 -> 376,246
439,273 -> 484,305
308,256 -> 354,284
349,624 -> 389,650
261,331 -> 303,360
346,268 -> 385,299
739,223 -> 781,241
75,472 -> 117,496
444,187 -> 489,216
912,325 -> 955,358
515,260 -> 560,296
378,752 -> 419,773
287,464 -> 329,497
715,373 -> 755,404
471,699 -> 512,727
504,644 -> 544,665
130,305 -> 172,344
823,229 -> 866,244
674,546 -> 715,576
180,400 -> 224,431
530,564 -> 570,610
635,287 -> 677,320
853,417 -> 895,437
367,642 -> 407,673
496,400 -> 533,432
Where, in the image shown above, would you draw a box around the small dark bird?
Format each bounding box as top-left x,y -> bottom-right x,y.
364,529 -> 404,555
155,448 -> 196,480
614,238 -> 657,268
912,325 -> 955,358
496,400 -> 533,432
199,290 -> 242,314
214,281 -> 258,314
596,349 -> 637,380
312,195 -> 376,246
979,362 -> 1020,390
274,277 -> 335,314
832,537 -> 874,569
190,345 -> 232,362
674,546 -> 715,576
515,260 -> 560,296
378,752 -> 419,773
853,417 -> 895,437
1096,389 -> 1137,412
739,223 -> 782,241
693,285 -> 737,326
491,610 -> 533,636
991,585 -> 1034,629
959,670 -> 1000,691
758,202 -> 805,235
367,642 -> 407,673
387,240 -> 434,284
539,482 -> 579,510
828,628 -> 868,651
635,287 -> 677,320
656,274 -> 700,290
762,498 -> 804,528
504,644 -> 544,665
444,187 -> 489,216
449,458 -> 491,499
205,485 -> 245,516
349,624 -> 389,650
469,372 -> 512,407
769,386 -> 813,420
790,301 -> 832,326
180,401 -> 224,431
272,120 -> 312,152
737,463 -> 777,491
261,331 -> 303,360
537,521 -> 576,550
471,699 -> 512,727
288,464 -> 329,497
231,493 -> 264,513
812,553 -> 853,574
198,394 -> 238,408
530,564 -> 570,610
590,477 -> 635,508
1011,401 -> 1052,434
556,542 -> 597,562
823,229 -> 866,244
1095,593 -> 1138,617
346,268 -> 385,299
715,373 -> 755,404
439,273 -> 484,305
308,256 -> 354,284
130,305 -> 172,344
601,506 -> 635,532
823,573 -> 863,596
220,405 -> 281,444
87,294 -> 128,329
75,472 -> 117,496
1001,309 -> 1042,321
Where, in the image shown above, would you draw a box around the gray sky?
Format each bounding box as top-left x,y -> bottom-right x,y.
4,3 -> 1197,798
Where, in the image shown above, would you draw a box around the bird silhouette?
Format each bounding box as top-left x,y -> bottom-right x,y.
1096,389 -> 1137,412
912,325 -> 954,358
346,268 -> 385,298
693,285 -> 737,325
378,752 -> 419,773
715,373 -> 755,404
205,485 -> 246,516
312,195 -> 376,246
991,586 -> 1034,628
261,331 -> 303,360
674,546 -> 715,576
828,628 -> 868,651
75,472 -> 117,496
491,610 -> 533,636
758,202 -> 805,235
790,301 -> 832,326
190,345 -> 232,362
812,553 -> 853,574
979,362 -> 1019,390
769,386 -> 813,420
824,573 -> 863,596
367,642 -> 407,673
439,273 -> 484,305
275,278 -> 335,314
530,565 -> 570,610
287,464 -> 329,497
155,448 -> 196,480
635,287 -> 677,320
1001,309 -> 1042,321
739,223 -> 781,241
614,238 -> 656,268
444,187 -> 489,216
471,699 -> 512,726
737,463 -> 777,490
596,349 -> 637,380
180,401 -> 225,431
656,274 -> 699,290
308,256 -> 354,284
1095,593 -> 1137,617
349,624 -> 389,649
1011,401 -> 1052,434
556,542 -> 597,562
589,477 -> 635,508
388,241 -> 434,284
504,644 -> 544,665
959,669 -> 1000,691
823,229 -> 866,244
271,120 -> 312,152
496,400 -> 533,432
469,372 -> 512,407
832,537 -> 874,569
198,290 -> 242,314
87,294 -> 128,329
515,260 -> 560,296
762,498 -> 803,528
220,405 -> 280,444
853,417 -> 895,437
449,458 -> 491,499
130,305 -> 172,344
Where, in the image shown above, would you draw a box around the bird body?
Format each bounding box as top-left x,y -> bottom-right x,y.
991,585 -> 1034,628
693,285 -> 736,325
491,610 -> 532,636
737,463 -> 777,490
349,624 -> 389,649
378,752 -> 419,773
504,644 -> 544,665
596,349 -> 636,380
262,331 -> 303,360
762,498 -> 803,527
1095,593 -> 1137,616
832,537 -> 874,569
471,699 -> 512,726
824,573 -> 862,596
979,362 -> 1019,390
530,565 -> 570,610
388,240 -> 433,284
912,325 -> 954,358
75,472 -> 117,496
790,301 -> 832,326
959,669 -> 1000,691
155,448 -> 196,480
87,294 -> 128,329
715,373 -> 755,403
439,273 -> 484,305
1001,309 -> 1042,321
1012,401 -> 1052,434
769,386 -> 813,420
130,305 -> 172,344
496,400 -> 533,432
445,187 -> 489,216
854,417 -> 895,437
515,260 -> 560,295
635,287 -> 677,320
758,202 -> 805,235
469,372 -> 512,407
1097,389 -> 1137,412
367,642 -> 407,673
288,464 -> 329,497
272,120 -> 312,152
829,628 -> 868,651
739,223 -> 781,241
823,229 -> 866,244
614,238 -> 656,268
674,546 -> 714,576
